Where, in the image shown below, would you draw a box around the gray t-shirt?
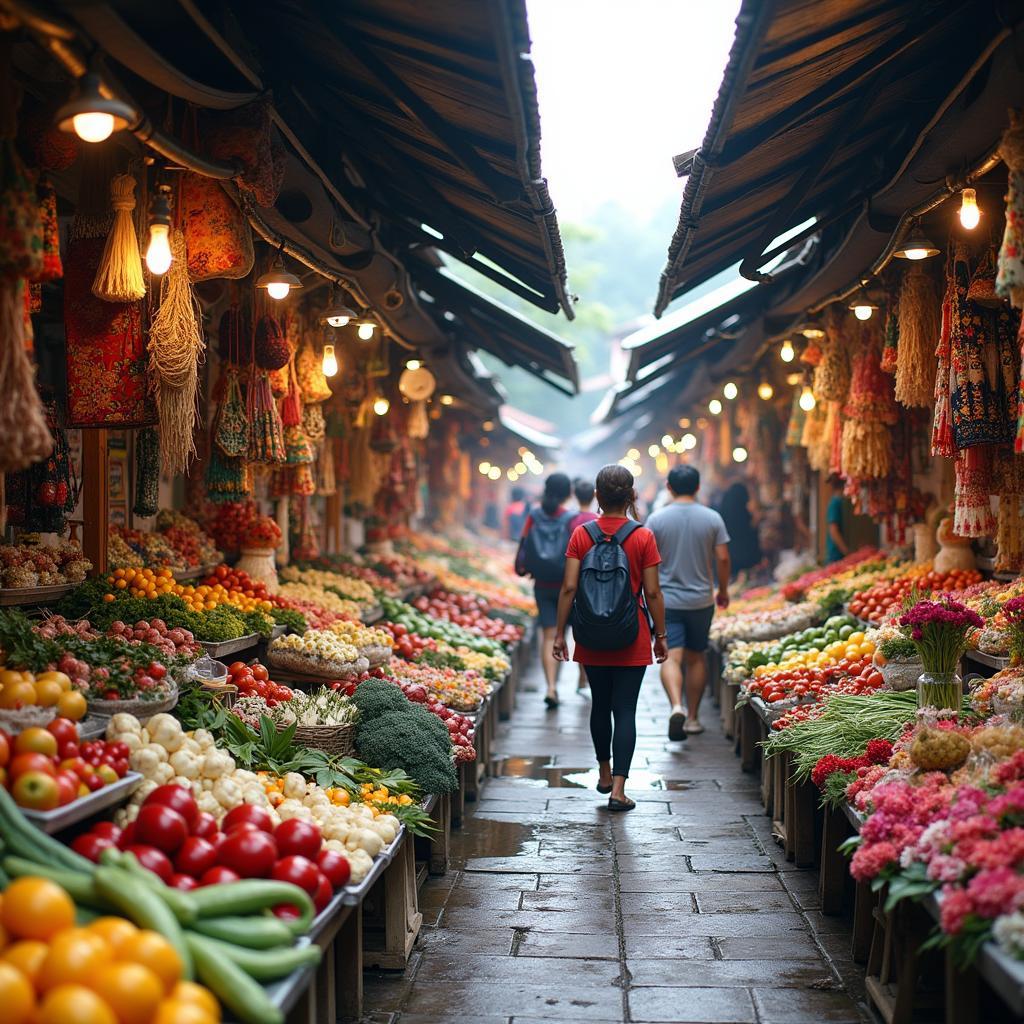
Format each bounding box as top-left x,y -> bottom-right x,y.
646,501 -> 730,610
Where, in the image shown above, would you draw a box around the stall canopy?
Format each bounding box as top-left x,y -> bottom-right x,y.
415,269 -> 578,395
653,0 -> 1020,317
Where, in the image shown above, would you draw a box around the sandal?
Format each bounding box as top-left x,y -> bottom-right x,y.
668,711 -> 688,742
544,695 -> 560,710
684,719 -> 705,735
607,797 -> 636,812
596,782 -> 613,795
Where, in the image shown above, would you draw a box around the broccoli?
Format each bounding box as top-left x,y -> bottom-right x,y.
271,607 -> 307,634
356,710 -> 458,794
351,677 -> 410,720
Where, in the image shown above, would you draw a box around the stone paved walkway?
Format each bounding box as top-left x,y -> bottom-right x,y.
361,656 -> 871,1023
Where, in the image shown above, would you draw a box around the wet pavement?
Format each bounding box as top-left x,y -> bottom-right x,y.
360,654 -> 871,1023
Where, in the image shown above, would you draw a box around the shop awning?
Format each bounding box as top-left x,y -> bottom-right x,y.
415,269 -> 578,395
498,407 -> 561,453
653,0 -> 1016,316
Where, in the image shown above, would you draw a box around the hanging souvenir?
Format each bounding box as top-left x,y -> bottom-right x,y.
132,427 -> 160,518
296,339 -> 331,403
931,256 -> 956,457
91,174 -> 145,302
316,437 -> 336,496
953,446 -> 996,537
894,263 -> 939,407
302,402 -> 326,443
880,305 -> 898,374
5,400 -> 77,533
407,399 -> 429,440
202,99 -> 285,208
205,446 -> 252,503
33,179 -> 61,282
254,313 -> 289,370
998,112 -> 1024,308
841,326 -> 897,479
214,369 -> 248,457
246,370 -> 285,463
994,447 -> 1024,573
217,304 -> 253,364
180,171 -> 254,281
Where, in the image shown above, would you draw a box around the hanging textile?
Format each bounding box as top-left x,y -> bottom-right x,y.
954,446 -> 995,537
132,427 -> 160,518
180,172 -> 254,281
932,258 -> 956,457
998,110 -> 1024,309
33,179 -> 61,283
880,305 -> 899,374
214,369 -> 249,457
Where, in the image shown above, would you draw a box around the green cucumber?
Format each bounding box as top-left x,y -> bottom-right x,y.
187,932 -> 320,980
186,933 -> 283,1024
93,866 -> 193,979
117,851 -> 198,923
2,855 -> 104,906
191,915 -> 296,949
0,786 -> 93,872
190,880 -> 314,933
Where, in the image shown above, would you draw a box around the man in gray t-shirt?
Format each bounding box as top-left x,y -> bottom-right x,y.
646,465 -> 731,740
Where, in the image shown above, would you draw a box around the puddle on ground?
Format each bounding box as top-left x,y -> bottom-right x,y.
489,757 -> 667,790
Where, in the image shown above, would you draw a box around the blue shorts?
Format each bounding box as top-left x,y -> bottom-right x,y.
665,606 -> 715,652
534,585 -> 560,629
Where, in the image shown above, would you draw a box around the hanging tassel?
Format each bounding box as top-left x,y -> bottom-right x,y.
35,180 -> 62,282
149,229 -> 205,476
895,264 -> 939,408
132,427 -> 160,517
92,174 -> 145,302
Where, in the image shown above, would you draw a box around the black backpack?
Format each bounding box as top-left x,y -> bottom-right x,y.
572,520 -> 646,650
516,507 -> 574,583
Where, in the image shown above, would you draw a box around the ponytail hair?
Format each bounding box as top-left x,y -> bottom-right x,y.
595,464 -> 640,521
540,472 -> 571,515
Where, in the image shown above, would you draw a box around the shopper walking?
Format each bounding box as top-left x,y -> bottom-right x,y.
647,465 -> 730,739
718,470 -> 760,577
552,465 -> 667,811
503,486 -> 529,542
516,472 -> 573,708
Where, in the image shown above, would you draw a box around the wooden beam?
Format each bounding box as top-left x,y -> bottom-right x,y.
81,430 -> 108,576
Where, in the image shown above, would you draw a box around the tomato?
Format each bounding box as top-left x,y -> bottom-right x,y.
252,664 -> 269,682
174,837 -> 218,878
38,984 -> 116,1024
216,828 -> 277,878
169,981 -> 221,1020
222,804 -> 273,834
0,731 -> 8,768
45,717 -> 78,749
134,805 -> 189,854
118,930 -> 183,992
55,770 -> 79,806
274,819 -> 322,860
145,785 -> 200,831
316,850 -> 351,889
271,904 -> 303,922
71,833 -> 114,863
0,960 -> 35,1024
199,866 -> 240,886
8,752 -> 56,780
169,874 -> 200,891
191,812 -> 218,839
270,855 -> 321,895
86,918 -> 137,956
228,662 -> 247,677
312,872 -> 333,913
38,928 -> 111,991
126,845 -> 174,883
56,691 -> 87,721
116,822 -> 137,849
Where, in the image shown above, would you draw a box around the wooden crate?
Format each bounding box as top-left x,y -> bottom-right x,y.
362,831 -> 423,970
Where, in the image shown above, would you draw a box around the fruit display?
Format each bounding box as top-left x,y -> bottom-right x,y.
155,509 -> 223,568
225,661 -> 294,704
415,588 -> 524,644
276,583 -> 362,621
207,502 -> 281,555
848,566 -> 982,624
386,659 -> 491,711
1,719 -> 131,810
711,601 -> 819,646
268,630 -> 364,677
279,567 -> 377,607
0,539 -> 91,590
380,597 -> 510,658
780,547 -> 888,601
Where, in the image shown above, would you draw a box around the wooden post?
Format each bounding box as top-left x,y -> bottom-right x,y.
792,774 -> 818,868
944,948 -> 978,1024
335,904 -> 363,1020
819,806 -> 850,914
739,703 -> 758,773
81,430 -> 108,575
429,792 -> 451,876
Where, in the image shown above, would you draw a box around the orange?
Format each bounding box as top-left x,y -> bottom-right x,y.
0,681 -> 36,709
152,1000 -> 218,1024
1,879 -> 75,942
39,984 -> 116,1024
118,931 -> 183,993
86,917 -> 138,956
56,690 -> 87,721
91,962 -> 164,1024
2,940 -> 48,989
0,961 -> 35,1023
33,679 -> 65,706
38,929 -> 111,992
0,669 -> 24,687
169,982 -> 220,1020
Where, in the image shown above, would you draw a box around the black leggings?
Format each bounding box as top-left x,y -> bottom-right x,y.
584,665 -> 646,778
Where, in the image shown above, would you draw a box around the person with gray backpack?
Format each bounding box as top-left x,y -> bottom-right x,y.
516,472 -> 574,708
552,465 -> 668,811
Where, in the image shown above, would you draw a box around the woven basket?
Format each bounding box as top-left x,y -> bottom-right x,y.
0,704 -> 56,730
268,650 -> 369,680
881,660 -> 922,692
360,644 -> 392,668
284,721 -> 356,756
88,682 -> 179,721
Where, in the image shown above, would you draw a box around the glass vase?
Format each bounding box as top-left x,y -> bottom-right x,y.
916,671 -> 962,712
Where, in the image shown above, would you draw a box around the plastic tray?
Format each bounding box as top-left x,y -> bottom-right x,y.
21,772 -> 143,834
965,649 -> 1011,671
199,634 -> 260,658
271,623 -> 287,639
0,583 -> 75,607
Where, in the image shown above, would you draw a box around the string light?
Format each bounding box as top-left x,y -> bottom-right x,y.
372,396 -> 390,416
256,254 -> 302,301
627,448 -> 640,460
478,461 -> 491,475
529,462 -> 543,475
321,344 -> 338,377
708,399 -> 722,415
786,372 -> 802,386
488,466 -> 501,481
144,187 -> 173,276
515,462 -> 527,475
507,469 -> 519,482
661,434 -> 673,447
678,417 -> 691,429
439,394 -> 454,406
959,188 -> 980,230
319,291 -> 356,327
682,433 -> 697,450
757,382 -> 774,400
648,444 -> 660,457
848,286 -> 877,321
732,446 -> 748,463
405,359 -> 422,370
482,419 -> 494,431
357,321 -> 376,341
893,225 -> 939,261
780,340 -> 795,363
798,386 -> 816,411
723,381 -> 738,400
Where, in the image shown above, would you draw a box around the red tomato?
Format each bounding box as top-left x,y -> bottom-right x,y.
92,821 -> 122,843
271,855 -> 321,895
216,828 -> 278,878
272,904 -> 303,922
134,804 -> 189,855
54,771 -> 79,806
116,822 -> 137,849
222,805 -> 273,834
228,661 -> 247,676
126,844 -> 174,882
8,752 -> 57,780
274,819 -> 322,861
252,665 -> 269,682
0,730 -> 8,769
174,836 -> 218,878
312,872 -> 333,913
46,717 -> 78,749
144,785 -> 200,831
71,833 -> 115,862
169,873 -> 200,891
316,850 -> 351,889
200,866 -> 241,886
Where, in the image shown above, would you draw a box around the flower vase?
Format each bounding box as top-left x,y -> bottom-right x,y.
236,547 -> 279,594
916,671 -> 962,712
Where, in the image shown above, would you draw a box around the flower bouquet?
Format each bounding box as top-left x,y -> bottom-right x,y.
1003,596 -> 1024,666
900,598 -> 983,711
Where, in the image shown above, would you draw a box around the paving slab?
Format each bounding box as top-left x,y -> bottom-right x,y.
628,985 -> 757,1022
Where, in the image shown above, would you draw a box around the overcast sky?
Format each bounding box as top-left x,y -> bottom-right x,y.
526,0 -> 741,222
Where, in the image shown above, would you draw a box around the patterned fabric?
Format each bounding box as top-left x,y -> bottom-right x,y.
180,173 -> 254,281
0,138 -> 42,278
202,100 -> 284,208
949,243 -> 1020,449
954,446 -> 996,538
63,231 -> 151,427
931,270 -> 956,457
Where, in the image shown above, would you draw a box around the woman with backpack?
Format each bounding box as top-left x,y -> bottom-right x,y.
516,472 -> 574,709
552,465 -> 668,811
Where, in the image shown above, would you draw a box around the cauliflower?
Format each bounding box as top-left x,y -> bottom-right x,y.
200,750 -> 234,779
346,828 -> 384,857
212,776 -> 241,809
117,733 -> 144,754
283,773 -> 307,800
108,713 -> 142,739
130,746 -> 167,775
321,818 -> 352,843
276,798 -> 307,821
241,783 -> 267,805
197,792 -> 221,817
148,714 -> 184,752
169,749 -> 202,780
151,762 -> 175,785
191,729 -> 216,750
346,848 -> 373,883
133,778 -> 158,804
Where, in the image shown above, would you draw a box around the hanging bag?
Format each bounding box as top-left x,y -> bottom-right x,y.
215,369 -> 249,457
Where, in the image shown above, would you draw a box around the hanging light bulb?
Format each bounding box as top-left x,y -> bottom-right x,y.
893,224 -> 940,261
779,340 -> 795,363
798,316 -> 825,340
439,394 -> 454,406
56,74 -> 136,143
682,433 -> 697,450
678,417 -> 691,429
144,186 -> 173,276
732,446 -> 748,463
799,386 -> 816,411
848,285 -> 878,321
959,187 -> 980,230
661,434 -> 673,448
482,419 -> 494,431
405,359 -> 422,370
786,372 -> 802,386
627,448 -> 640,460
515,462 -> 527,475
758,382 -> 774,400
529,462 -> 543,475
507,469 -> 519,482
479,461 -> 491,475
256,253 -> 303,301
648,444 -> 660,457
708,398 -> 723,415
723,381 -> 738,400
372,396 -> 390,416
319,290 -> 356,327
488,466 -> 501,481
321,344 -> 339,378
357,321 -> 376,341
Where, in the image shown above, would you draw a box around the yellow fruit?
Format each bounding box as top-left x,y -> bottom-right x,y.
1,940 -> 48,989
87,917 -> 138,956
92,962 -> 165,1024
153,1000 -> 218,1024
56,690 -> 87,721
169,982 -> 221,1021
39,984 -> 116,1024
37,929 -> 111,991
35,671 -> 72,692
33,679 -> 63,707
0,961 -> 35,1024
119,931 -> 183,993
0,680 -> 35,709
1,879 -> 75,941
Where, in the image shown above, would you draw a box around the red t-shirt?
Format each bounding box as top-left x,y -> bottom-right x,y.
568,509 -> 599,533
565,516 -> 661,666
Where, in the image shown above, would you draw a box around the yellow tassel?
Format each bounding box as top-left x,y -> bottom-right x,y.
92,173 -> 146,302
895,264 -> 939,408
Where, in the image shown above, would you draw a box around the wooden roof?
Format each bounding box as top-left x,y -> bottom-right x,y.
654,0 -> 1013,316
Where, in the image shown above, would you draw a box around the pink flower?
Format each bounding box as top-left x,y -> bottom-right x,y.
965,868 -> 1024,920
851,840 -> 899,882
927,854 -> 967,883
940,887 -> 974,934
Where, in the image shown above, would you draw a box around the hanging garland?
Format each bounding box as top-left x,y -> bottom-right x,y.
894,263 -> 939,408
841,324 -> 897,479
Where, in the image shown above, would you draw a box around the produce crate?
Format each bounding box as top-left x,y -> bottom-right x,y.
199,633 -> 260,658
361,829 -> 422,970
21,772 -> 143,834
0,583 -> 75,606
415,792 -> 451,878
